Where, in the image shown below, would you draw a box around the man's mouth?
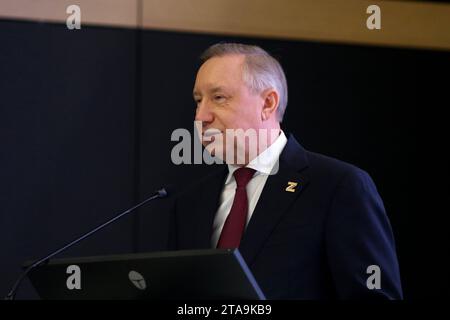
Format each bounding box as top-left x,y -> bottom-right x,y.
202,128 -> 222,141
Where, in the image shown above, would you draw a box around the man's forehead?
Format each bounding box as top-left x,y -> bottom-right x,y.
204,53 -> 245,66
193,84 -> 229,96
198,55 -> 245,76
194,55 -> 245,94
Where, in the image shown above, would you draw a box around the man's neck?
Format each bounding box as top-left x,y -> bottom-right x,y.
240,126 -> 281,166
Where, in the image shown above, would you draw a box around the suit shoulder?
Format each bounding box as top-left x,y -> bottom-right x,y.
174,166 -> 227,200
304,150 -> 372,185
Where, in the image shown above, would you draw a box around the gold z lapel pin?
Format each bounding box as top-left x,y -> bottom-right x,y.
285,181 -> 298,193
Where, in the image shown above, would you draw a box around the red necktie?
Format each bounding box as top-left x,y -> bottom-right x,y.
217,167 -> 256,249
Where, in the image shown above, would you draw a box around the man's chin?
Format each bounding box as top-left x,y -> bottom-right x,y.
202,141 -> 213,150
204,143 -> 228,161
205,146 -> 216,157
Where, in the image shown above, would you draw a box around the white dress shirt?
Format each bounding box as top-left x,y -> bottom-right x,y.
211,131 -> 288,248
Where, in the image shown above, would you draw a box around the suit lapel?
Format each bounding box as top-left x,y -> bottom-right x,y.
239,135 -> 310,265
190,167 -> 228,248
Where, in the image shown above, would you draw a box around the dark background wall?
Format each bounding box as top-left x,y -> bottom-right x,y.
0,19 -> 448,299
0,20 -> 138,299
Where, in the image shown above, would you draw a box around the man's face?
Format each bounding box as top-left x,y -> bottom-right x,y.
193,54 -> 265,162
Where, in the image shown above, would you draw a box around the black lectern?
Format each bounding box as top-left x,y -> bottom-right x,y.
25,249 -> 266,300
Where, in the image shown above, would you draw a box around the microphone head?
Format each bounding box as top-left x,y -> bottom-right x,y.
157,185 -> 174,198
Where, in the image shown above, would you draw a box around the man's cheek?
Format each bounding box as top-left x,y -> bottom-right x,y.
205,134 -> 225,159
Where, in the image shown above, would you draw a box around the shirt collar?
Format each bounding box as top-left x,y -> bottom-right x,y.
225,130 -> 288,184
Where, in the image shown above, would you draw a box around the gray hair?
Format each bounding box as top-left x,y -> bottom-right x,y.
200,43 -> 288,122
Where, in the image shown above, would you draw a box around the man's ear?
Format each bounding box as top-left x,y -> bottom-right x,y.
261,89 -> 279,121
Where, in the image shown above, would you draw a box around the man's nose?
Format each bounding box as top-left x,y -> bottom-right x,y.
195,100 -> 214,123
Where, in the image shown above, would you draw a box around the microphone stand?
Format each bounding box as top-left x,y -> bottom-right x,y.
4,187 -> 168,300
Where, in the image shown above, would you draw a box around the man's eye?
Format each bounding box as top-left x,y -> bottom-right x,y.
214,95 -> 225,102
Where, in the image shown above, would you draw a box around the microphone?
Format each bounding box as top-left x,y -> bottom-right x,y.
4,187 -> 170,300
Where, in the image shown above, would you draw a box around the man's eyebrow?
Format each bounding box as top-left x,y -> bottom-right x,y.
210,86 -> 226,93
193,86 -> 227,97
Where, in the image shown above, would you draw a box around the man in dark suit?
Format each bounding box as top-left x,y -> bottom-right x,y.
169,43 -> 403,299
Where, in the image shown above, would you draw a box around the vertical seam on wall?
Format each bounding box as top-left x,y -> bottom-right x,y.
132,0 -> 143,253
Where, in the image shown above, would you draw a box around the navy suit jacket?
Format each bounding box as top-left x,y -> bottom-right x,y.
168,134 -> 403,299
